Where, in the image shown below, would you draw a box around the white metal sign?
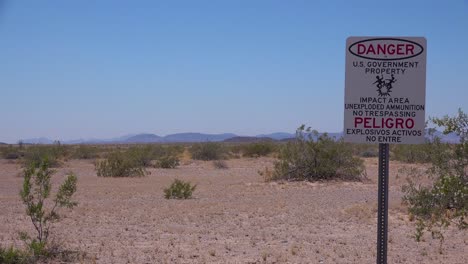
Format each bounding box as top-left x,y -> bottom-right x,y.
344,37 -> 427,144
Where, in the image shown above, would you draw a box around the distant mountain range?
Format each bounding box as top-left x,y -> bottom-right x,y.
18,132 -> 295,145
15,130 -> 460,145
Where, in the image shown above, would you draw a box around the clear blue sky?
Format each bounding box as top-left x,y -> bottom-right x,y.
1,0 -> 467,143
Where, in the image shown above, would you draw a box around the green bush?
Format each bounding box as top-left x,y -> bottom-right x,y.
190,142 -> 226,160
349,144 -> 379,158
127,145 -> 184,167
241,142 -> 276,157
360,150 -> 378,157
127,146 -> 154,167
403,109 -> 468,247
164,179 -> 196,199
164,144 -> 185,157
95,151 -> 146,177
391,143 -> 433,163
0,246 -> 29,264
20,158 -> 77,258
155,155 -> 180,169
267,125 -> 364,181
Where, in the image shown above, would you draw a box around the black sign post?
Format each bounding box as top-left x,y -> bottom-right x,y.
377,143 -> 389,264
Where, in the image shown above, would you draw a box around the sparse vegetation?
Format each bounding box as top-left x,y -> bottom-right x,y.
344,203 -> 377,223
21,143 -> 69,168
350,144 -> 379,158
0,145 -> 23,159
95,151 -> 146,177
190,142 -> 226,160
403,109 -> 467,248
20,158 -> 78,259
154,155 -> 180,169
128,145 -> 183,168
241,142 -> 276,157
213,160 -> 228,169
265,125 -> 364,181
0,246 -> 29,264
127,146 -> 155,167
164,179 -> 196,199
391,143 -> 434,163
71,145 -> 100,159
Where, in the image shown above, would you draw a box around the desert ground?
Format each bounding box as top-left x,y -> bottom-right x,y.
0,157 -> 466,264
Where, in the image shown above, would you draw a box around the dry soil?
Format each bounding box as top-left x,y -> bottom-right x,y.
0,158 -> 466,263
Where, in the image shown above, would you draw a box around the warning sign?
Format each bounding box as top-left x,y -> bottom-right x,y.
344,37 -> 427,144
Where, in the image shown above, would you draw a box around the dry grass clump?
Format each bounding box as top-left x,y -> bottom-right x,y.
343,203 -> 377,223
212,160 -> 228,169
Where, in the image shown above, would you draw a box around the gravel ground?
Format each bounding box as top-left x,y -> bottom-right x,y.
0,157 -> 466,264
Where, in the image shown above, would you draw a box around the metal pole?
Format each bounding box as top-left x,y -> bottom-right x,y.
377,143 -> 389,264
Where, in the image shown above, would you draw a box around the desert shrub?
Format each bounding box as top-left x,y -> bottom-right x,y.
22,146 -> 57,167
241,142 -> 276,157
403,109 -> 467,247
155,155 -> 180,169
267,125 -> 364,181
360,150 -> 378,157
227,144 -> 243,156
350,143 -> 379,157
146,144 -> 184,159
213,160 -> 228,169
148,145 -> 168,158
391,143 -> 433,163
127,146 -> 154,167
20,158 -> 77,258
190,142 -> 226,160
1,145 -> 23,159
22,143 -> 69,167
71,145 -> 99,159
164,144 -> 185,156
164,179 -> 196,199
0,246 -> 29,264
126,145 -> 184,167
95,151 -> 146,177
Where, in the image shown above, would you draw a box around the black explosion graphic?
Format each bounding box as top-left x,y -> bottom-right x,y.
373,74 -> 397,97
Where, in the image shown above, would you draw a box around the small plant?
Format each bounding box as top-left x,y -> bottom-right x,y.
95,151 -> 146,177
155,155 -> 180,169
190,142 -> 226,160
0,246 -> 29,264
164,179 -> 196,199
20,158 -> 78,258
213,160 -> 228,169
403,109 -> 467,249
